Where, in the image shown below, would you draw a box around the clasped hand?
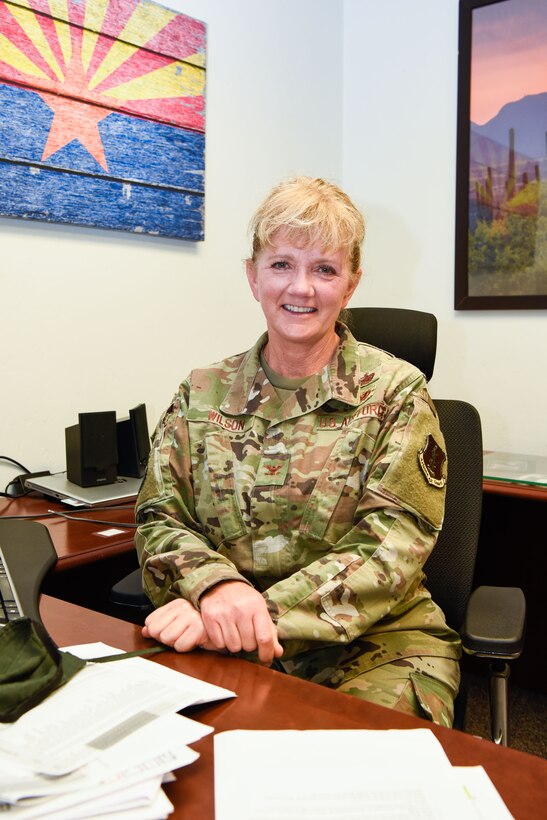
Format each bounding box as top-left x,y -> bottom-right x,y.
142,581 -> 283,665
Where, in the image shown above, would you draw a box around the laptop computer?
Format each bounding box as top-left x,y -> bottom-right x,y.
24,472 -> 143,507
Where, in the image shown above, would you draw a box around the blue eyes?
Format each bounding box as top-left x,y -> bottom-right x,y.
270,261 -> 336,275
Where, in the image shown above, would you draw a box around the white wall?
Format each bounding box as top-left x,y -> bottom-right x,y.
0,0 -> 344,486
343,0 -> 546,455
1,0 -> 546,492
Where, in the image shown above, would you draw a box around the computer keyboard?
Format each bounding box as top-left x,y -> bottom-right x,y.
0,520 -> 57,626
0,548 -> 22,624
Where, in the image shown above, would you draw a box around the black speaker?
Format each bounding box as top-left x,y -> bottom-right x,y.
116,403 -> 150,478
65,411 -> 118,487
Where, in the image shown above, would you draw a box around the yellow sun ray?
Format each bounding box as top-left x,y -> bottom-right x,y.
87,41 -> 138,91
7,3 -> 64,81
83,0 -> 110,33
0,31 -> 51,80
101,59 -> 204,101
88,2 -> 178,90
81,29 -> 98,73
81,0 -> 109,71
187,51 -> 205,69
5,0 -> 31,9
116,3 -> 178,51
48,0 -> 71,24
47,0 -> 72,66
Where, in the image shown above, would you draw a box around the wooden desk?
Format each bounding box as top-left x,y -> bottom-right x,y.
483,478 -> 547,502
0,493 -> 137,569
42,596 -> 547,820
474,478 -> 546,692
0,495 -> 139,615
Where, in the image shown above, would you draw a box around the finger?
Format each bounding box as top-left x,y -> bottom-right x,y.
266,621 -> 283,658
172,620 -> 208,653
239,624 -> 259,653
207,612 -> 243,654
143,600 -> 202,647
260,622 -> 283,664
142,609 -> 178,640
221,623 -> 243,654
200,596 -> 241,652
201,612 -> 226,650
143,599 -> 189,636
143,597 -> 182,624
199,639 -> 218,651
156,617 -> 194,647
273,630 -> 284,658
252,611 -> 279,665
143,607 -> 174,632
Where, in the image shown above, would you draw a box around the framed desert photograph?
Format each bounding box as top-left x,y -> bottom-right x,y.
455,0 -> 547,309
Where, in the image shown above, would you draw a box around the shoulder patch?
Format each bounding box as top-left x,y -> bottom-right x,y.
418,435 -> 446,488
377,395 -> 447,530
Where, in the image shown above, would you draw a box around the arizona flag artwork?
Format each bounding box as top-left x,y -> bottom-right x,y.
0,0 -> 206,239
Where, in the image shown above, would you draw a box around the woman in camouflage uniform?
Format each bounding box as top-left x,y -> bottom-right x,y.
136,177 -> 461,725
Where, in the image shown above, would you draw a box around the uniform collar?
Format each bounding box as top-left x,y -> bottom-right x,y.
219,324 -> 362,422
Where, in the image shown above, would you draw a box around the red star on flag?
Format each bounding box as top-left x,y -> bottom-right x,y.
38,92 -> 110,171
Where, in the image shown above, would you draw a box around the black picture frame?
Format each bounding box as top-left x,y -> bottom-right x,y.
454,0 -> 547,309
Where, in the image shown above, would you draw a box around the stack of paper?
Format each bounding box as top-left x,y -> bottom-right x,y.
215,729 -> 514,820
0,642 -> 235,819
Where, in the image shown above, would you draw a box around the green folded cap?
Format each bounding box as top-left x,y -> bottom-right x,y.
0,618 -> 87,723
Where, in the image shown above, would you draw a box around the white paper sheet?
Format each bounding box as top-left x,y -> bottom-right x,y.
4,777 -> 168,820
214,730 -> 513,820
86,787 -> 174,820
453,767 -> 513,819
64,641 -> 236,706
0,642 -> 233,777
0,712 -> 210,803
0,714 -> 200,819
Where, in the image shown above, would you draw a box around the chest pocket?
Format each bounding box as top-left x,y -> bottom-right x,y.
204,432 -> 248,541
254,440 -> 290,487
299,430 -> 362,541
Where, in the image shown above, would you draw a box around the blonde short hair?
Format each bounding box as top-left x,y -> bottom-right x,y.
249,176 -> 365,277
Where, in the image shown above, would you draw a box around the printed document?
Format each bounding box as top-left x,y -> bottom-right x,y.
0,641 -> 234,775
0,642 -> 234,819
214,729 -> 513,819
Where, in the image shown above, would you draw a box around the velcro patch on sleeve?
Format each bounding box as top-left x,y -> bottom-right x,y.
378,397 -> 447,530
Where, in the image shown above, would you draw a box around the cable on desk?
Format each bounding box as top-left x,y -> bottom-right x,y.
1,455 -> 31,473
48,504 -> 136,513
1,455 -> 32,497
0,503 -> 136,522
1,456 -> 51,498
47,510 -> 139,528
0,511 -> 60,520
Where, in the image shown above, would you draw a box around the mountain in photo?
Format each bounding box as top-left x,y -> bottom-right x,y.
472,92 -> 547,159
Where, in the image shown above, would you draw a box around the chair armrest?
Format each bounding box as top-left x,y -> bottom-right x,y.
110,567 -> 151,611
461,585 -> 526,660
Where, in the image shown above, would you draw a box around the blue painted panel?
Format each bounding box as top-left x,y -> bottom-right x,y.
0,161 -> 204,240
0,82 -> 204,192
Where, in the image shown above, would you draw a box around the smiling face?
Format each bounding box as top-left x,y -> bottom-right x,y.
246,229 -> 361,372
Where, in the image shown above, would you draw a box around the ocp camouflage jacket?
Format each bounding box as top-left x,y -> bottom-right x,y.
135,324 -> 460,667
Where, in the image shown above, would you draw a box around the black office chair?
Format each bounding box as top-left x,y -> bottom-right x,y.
112,307 -> 526,745
346,307 -> 438,382
110,567 -> 153,622
347,306 -> 526,745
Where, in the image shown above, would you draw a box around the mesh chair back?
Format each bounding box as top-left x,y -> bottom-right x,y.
347,307 -> 483,631
347,307 -> 437,381
424,400 -> 483,630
